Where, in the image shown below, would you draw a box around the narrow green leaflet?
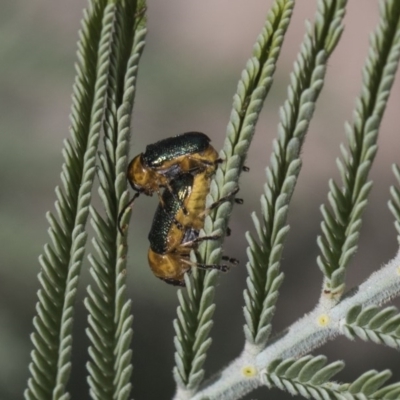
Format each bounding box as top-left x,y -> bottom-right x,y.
389,164 -> 400,243
173,0 -> 295,396
317,0 -> 400,301
25,1 -> 108,398
85,1 -> 146,399
262,356 -> 400,399
244,0 -> 346,350
343,304 -> 400,349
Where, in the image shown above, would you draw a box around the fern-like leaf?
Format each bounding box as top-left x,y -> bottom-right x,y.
389,164 -> 400,244
343,304 -> 400,349
317,0 -> 400,300
172,1 -> 295,396
341,370 -> 400,399
263,355 -> 345,399
244,0 -> 347,350
25,1 -> 108,398
263,356 -> 400,399
85,1 -> 146,399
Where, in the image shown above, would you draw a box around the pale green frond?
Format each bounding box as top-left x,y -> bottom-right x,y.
343,304 -> 400,349
173,1 -> 295,394
205,0 -> 295,249
262,355 -> 345,399
342,369 -> 400,399
388,164 -> 400,243
317,0 -> 400,299
173,270 -> 217,390
85,1 -> 146,399
25,1 -> 108,398
263,357 -> 400,399
244,0 -> 347,349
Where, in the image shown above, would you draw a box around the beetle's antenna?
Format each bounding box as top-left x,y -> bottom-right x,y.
117,191 -> 141,235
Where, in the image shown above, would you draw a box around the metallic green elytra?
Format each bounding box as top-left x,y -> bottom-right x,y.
142,132 -> 213,168
148,174 -> 193,256
127,132 -> 219,195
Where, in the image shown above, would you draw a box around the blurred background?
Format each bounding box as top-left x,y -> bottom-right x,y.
1,0 -> 400,399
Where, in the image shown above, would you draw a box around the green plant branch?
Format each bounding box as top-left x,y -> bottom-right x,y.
191,249 -> 400,399
172,1 -> 294,398
25,1 -> 109,398
317,0 -> 400,302
243,0 -> 346,354
85,1 -> 146,399
25,0 -> 400,398
187,0 -> 400,398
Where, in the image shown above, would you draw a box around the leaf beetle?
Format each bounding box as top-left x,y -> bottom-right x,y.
118,132 -> 220,234
147,172 -> 240,286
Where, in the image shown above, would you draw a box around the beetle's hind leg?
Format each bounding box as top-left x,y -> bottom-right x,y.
117,191 -> 141,236
195,262 -> 230,272
158,276 -> 186,287
182,257 -> 230,273
200,186 -> 242,218
181,232 -> 221,247
221,255 -> 239,265
214,158 -> 249,172
196,255 -> 239,272
183,254 -> 238,273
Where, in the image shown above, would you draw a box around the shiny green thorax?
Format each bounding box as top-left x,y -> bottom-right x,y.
148,174 -> 194,254
142,132 -> 210,168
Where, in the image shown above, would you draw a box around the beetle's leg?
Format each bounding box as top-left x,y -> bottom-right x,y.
117,191 -> 141,236
185,157 -> 221,178
187,165 -> 204,174
214,158 -> 249,172
155,187 -> 165,207
195,262 -> 230,272
200,187 -> 242,218
191,255 -> 238,271
134,5 -> 147,29
209,186 -> 240,211
173,218 -> 185,231
221,255 -> 239,265
181,233 -> 221,247
158,276 -> 186,287
181,258 -> 230,272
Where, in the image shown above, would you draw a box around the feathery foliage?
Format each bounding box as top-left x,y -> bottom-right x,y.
389,164 -> 400,243
25,1 -> 109,398
244,0 -> 347,351
85,1 -> 146,399
343,304 -> 400,349
190,1 -> 400,398
317,0 -> 400,301
172,1 -> 294,396
25,0 -> 400,399
262,356 -> 400,399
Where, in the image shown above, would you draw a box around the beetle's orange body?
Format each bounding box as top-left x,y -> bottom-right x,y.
147,172 -> 237,286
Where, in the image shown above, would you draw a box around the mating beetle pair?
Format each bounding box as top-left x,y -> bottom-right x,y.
122,131 -> 240,286
148,173 -> 239,286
